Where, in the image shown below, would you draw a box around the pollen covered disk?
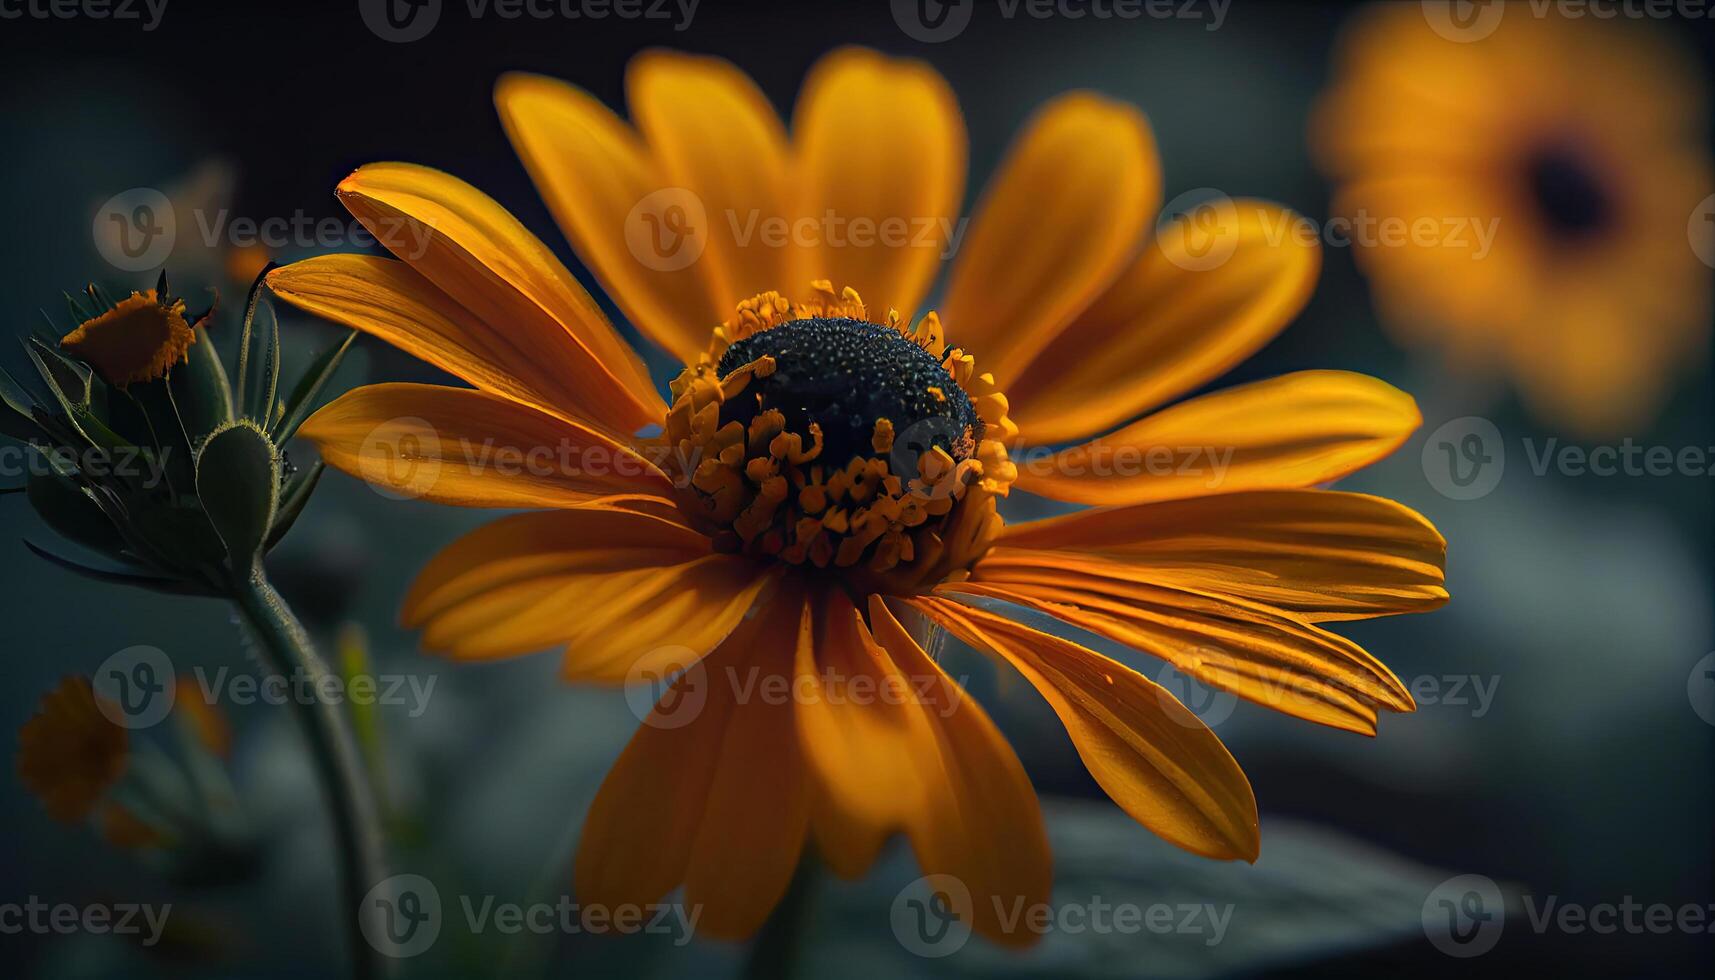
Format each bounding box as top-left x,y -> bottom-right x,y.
659,283 -> 1018,592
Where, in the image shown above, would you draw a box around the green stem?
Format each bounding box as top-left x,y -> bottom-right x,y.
233,567 -> 390,980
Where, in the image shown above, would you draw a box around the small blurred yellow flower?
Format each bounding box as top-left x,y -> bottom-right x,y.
174,676 -> 232,758
15,676 -> 129,823
1313,5 -> 1713,436
59,289 -> 197,387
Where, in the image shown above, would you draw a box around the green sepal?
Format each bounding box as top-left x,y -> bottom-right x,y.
24,340 -> 127,450
127,380 -> 195,495
23,539 -> 217,597
25,470 -> 129,558
0,367 -> 44,443
272,331 -> 355,444
171,327 -> 235,442
195,421 -> 279,575
235,271 -> 281,426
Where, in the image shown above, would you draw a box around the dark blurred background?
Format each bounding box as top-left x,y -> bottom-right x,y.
1,0 -> 1711,976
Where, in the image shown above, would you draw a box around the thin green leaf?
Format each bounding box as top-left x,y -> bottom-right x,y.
25,470 -> 129,557
23,539 -> 214,596
271,332 -> 356,443
173,326 -> 234,440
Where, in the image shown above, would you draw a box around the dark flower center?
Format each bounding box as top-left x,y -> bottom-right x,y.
717,317 -> 981,469
1525,142 -> 1614,241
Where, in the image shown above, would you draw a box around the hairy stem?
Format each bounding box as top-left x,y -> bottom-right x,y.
233,567 -> 390,980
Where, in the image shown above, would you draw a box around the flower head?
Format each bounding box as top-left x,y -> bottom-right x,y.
1313,7 -> 1713,436
4,272 -> 354,595
273,47 -> 1447,945
16,676 -> 129,823
58,289 -> 196,387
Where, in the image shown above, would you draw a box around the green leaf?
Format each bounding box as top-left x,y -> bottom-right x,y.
126,382 -> 195,495
195,421 -> 279,575
23,539 -> 215,596
271,332 -> 356,443
171,326 -> 234,441
0,368 -> 44,443
25,470 -> 129,558
235,273 -> 280,426
265,460 -> 323,551
26,337 -> 92,408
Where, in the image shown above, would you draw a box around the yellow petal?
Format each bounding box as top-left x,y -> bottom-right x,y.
575,634 -> 742,912
793,589 -> 937,865
627,51 -> 791,312
299,383 -> 671,508
912,597 -> 1259,862
1007,201 -> 1322,445
1014,370 -> 1420,506
404,510 -> 773,680
811,790 -> 890,882
683,593 -> 814,940
403,504 -> 706,626
940,579 -> 1408,735
270,255 -> 617,428
869,597 -> 1051,949
790,47 -> 965,316
941,93 -> 1160,384
495,71 -> 726,364
992,490 -> 1448,622
333,162 -> 662,431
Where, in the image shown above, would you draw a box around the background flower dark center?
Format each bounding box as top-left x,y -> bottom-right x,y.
717,317 -> 982,469
1524,142 -> 1614,241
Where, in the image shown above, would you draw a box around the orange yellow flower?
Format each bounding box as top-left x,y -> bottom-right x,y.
1312,5 -> 1713,436
58,289 -> 197,387
272,47 -> 1447,945
15,676 -> 129,823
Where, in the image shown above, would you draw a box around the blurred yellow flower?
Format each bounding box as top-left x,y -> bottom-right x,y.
1313,5 -> 1713,436
15,676 -> 128,824
273,47 -> 1448,944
